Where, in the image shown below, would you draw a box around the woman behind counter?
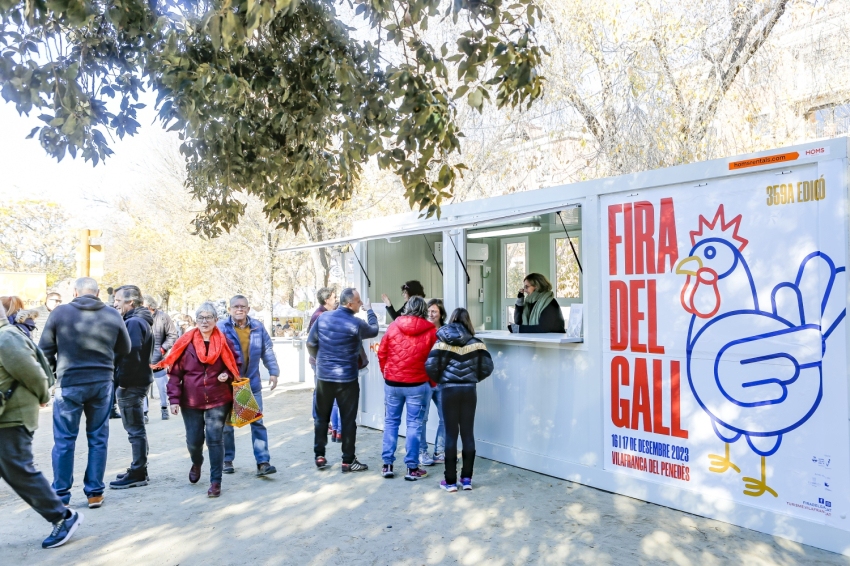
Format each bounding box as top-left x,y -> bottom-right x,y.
381,280 -> 425,321
509,273 -> 565,334
158,302 -> 240,498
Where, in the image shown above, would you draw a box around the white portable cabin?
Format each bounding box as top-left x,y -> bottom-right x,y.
289,138 -> 850,555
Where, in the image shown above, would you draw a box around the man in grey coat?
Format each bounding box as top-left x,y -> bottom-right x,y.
143,295 -> 178,420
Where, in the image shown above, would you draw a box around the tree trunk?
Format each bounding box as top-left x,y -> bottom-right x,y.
265,232 -> 275,334
307,217 -> 331,288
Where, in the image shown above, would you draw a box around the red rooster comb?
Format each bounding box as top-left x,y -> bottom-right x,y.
689,205 -> 748,251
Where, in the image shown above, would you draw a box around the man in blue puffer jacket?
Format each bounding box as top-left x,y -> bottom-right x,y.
307,287 -> 378,472
218,295 -> 280,477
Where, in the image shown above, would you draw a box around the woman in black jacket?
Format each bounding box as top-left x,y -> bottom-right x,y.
510,273 -> 565,333
381,280 -> 425,321
425,308 -> 493,492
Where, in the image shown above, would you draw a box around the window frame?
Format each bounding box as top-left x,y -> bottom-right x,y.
501,236 -> 529,327
549,231 -> 583,305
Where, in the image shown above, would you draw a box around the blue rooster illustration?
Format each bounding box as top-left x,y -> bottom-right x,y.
675,205 -> 846,497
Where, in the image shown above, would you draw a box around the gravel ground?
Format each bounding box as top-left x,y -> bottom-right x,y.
1,384 -> 848,565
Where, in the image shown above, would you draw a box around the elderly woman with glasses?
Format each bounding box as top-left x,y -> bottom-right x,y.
509,273 -> 565,334
155,302 -> 240,498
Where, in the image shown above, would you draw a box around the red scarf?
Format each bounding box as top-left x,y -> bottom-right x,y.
152,327 -> 241,378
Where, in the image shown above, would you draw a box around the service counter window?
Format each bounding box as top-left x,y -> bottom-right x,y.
365,232 -> 444,325
469,208 -> 582,333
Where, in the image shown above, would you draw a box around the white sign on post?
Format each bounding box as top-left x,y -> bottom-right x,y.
601,164 -> 849,528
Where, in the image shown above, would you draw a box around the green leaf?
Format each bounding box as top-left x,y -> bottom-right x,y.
468,88 -> 484,110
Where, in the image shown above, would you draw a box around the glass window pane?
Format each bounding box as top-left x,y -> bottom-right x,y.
505,242 -> 526,298
555,237 -> 581,298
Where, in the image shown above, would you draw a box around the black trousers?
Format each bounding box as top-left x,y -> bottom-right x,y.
314,379 -> 360,464
116,385 -> 149,472
441,385 -> 477,484
0,425 -> 67,524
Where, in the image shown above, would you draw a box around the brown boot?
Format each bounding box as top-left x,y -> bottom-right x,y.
189,465 -> 201,484
207,482 -> 221,498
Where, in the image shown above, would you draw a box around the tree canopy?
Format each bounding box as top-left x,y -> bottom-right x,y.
0,0 -> 546,235
0,199 -> 75,286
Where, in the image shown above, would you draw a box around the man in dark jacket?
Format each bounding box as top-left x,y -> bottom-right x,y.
307,287 -> 378,472
39,277 -> 131,509
143,295 -> 178,420
0,301 -> 84,549
109,285 -> 154,489
218,295 -> 280,477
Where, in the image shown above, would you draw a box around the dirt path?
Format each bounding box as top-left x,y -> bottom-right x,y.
1,385 -> 847,565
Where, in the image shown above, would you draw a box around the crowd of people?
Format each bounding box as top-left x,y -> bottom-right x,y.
0,279 -> 279,549
0,271 -> 560,550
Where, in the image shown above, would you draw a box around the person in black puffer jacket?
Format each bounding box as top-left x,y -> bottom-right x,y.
425,308 -> 493,492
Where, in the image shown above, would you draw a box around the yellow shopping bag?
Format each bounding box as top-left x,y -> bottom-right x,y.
229,377 -> 263,427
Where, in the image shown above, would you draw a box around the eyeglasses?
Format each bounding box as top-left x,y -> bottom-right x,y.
196,315 -> 216,322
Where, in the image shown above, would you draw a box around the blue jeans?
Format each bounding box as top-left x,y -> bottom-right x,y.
419,386 -> 446,455
153,369 -> 169,408
223,390 -> 270,465
382,382 -> 430,469
182,403 -> 231,483
331,403 -> 340,431
52,382 -> 113,504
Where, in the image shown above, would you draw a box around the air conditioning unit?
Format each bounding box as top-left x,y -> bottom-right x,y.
434,242 -> 489,262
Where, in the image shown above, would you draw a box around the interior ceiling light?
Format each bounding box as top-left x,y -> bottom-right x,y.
467,222 -> 541,239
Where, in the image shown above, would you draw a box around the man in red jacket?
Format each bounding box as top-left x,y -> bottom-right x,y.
376,296 -> 436,481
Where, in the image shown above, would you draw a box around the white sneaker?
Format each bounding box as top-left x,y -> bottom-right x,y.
419,451 -> 435,466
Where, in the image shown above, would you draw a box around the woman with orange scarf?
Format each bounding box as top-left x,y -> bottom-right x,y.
156,302 -> 240,498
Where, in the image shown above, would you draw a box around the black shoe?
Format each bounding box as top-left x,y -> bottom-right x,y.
110,470 -> 149,489
116,467 -> 149,481
341,459 -> 368,473
43,509 -> 84,549
223,461 -> 235,474
381,464 -> 394,478
256,462 -> 277,476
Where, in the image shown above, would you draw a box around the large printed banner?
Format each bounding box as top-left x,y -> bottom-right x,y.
602,161 -> 850,529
